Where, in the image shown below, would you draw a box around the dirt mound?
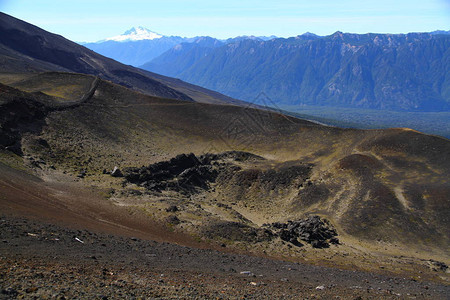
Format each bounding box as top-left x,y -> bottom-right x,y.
337,153 -> 383,173
203,221 -> 273,243
358,129 -> 450,169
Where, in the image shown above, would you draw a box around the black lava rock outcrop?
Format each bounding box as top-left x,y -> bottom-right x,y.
429,260 -> 448,272
123,151 -> 262,194
265,216 -> 339,248
124,153 -> 207,193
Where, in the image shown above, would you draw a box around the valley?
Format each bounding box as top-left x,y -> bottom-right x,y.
279,105 -> 450,139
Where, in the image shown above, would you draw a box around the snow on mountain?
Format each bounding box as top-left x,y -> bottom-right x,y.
105,27 -> 163,42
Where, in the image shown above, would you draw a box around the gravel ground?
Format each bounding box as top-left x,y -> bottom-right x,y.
0,215 -> 448,299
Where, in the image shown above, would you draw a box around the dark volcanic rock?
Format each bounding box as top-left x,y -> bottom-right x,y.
166,153 -> 201,175
265,216 -> 338,248
165,205 -> 179,213
77,169 -> 87,178
2,287 -> 18,296
329,237 -> 340,245
123,151 -> 257,194
166,215 -> 180,225
177,165 -> 218,190
310,240 -> 329,249
429,260 -> 448,272
124,153 -> 201,185
280,229 -> 303,247
111,166 -> 123,177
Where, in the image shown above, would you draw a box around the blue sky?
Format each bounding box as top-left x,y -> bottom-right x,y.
1,0 -> 449,42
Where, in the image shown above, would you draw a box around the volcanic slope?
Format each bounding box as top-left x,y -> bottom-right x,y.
0,12 -> 245,105
0,72 -> 449,284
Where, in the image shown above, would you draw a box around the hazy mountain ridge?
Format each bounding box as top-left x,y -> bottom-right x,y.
82,35 -> 189,66
82,27 -> 277,66
141,37 -> 225,76
143,31 -> 450,111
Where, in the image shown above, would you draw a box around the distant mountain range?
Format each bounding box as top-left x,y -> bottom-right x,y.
10,18 -> 449,112
142,31 -> 450,111
0,13 -> 245,106
82,27 -> 276,66
81,27 -> 450,112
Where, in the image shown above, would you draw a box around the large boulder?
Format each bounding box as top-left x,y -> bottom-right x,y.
111,166 -> 123,177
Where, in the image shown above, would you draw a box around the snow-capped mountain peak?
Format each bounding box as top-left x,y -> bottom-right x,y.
105,27 -> 163,42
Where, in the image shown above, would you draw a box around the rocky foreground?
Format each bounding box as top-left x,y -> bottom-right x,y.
1,215 -> 448,299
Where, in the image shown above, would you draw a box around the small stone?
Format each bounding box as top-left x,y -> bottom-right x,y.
2,287 -> 18,296
240,271 -> 253,276
26,287 -> 39,293
165,205 -> 178,212
329,237 -> 340,244
166,215 -> 180,225
316,285 -> 325,290
74,237 -> 84,243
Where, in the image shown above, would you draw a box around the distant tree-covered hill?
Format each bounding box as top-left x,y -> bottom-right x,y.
142,32 -> 450,111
